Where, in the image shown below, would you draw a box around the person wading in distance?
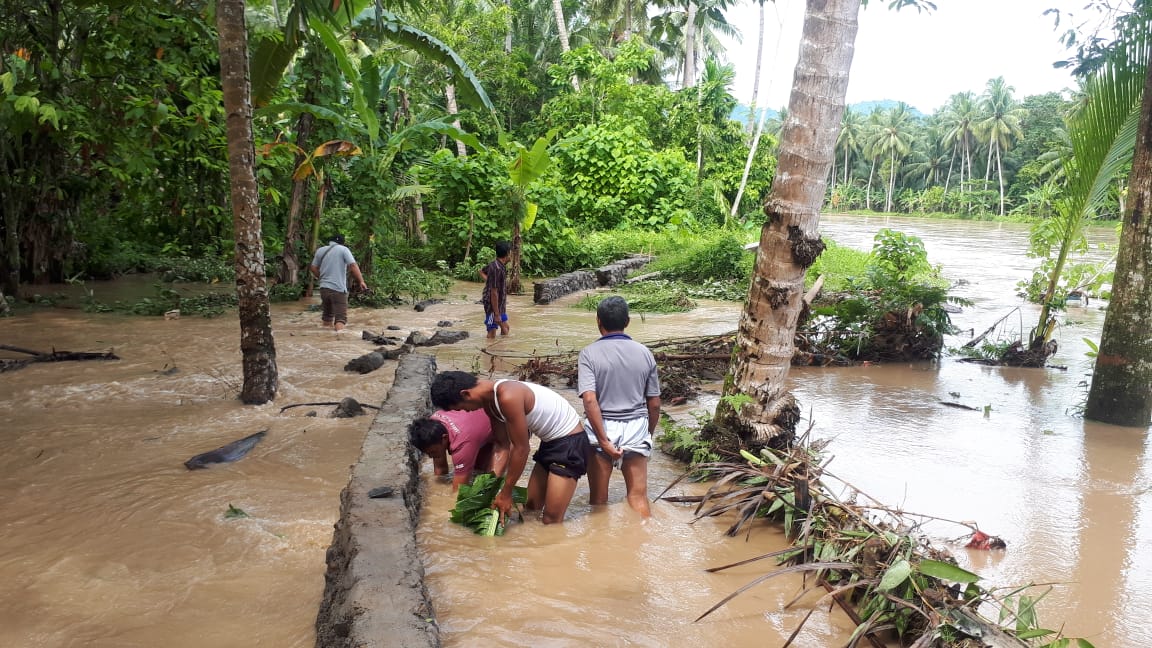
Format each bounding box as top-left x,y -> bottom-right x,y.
309,233 -> 367,332
478,241 -> 511,340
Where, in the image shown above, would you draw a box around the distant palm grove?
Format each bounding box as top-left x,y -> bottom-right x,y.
0,0 -> 1103,294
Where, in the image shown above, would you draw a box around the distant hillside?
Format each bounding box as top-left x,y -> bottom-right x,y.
730,105 -> 778,125
730,99 -> 926,123
849,100 -> 926,117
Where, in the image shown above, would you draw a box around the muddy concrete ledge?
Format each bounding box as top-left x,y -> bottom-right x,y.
315,353 -> 439,648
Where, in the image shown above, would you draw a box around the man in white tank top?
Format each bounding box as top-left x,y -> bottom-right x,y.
431,371 -> 589,525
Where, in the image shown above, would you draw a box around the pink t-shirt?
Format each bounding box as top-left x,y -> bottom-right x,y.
429,409 -> 493,474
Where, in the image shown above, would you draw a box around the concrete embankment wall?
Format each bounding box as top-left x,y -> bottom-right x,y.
315,353 -> 440,648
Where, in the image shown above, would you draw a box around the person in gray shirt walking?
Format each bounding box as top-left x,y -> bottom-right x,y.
309,233 -> 367,332
578,296 -> 661,518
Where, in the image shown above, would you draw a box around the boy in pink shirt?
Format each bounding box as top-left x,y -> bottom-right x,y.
408,408 -> 495,489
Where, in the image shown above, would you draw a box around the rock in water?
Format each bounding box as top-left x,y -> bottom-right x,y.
333,397 -> 365,418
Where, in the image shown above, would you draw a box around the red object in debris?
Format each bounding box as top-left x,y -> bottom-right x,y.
965,530 -> 1007,550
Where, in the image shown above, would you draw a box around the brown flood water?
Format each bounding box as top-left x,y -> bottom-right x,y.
1,214 -> 1150,647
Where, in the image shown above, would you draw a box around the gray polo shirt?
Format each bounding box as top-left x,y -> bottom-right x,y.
577,334 -> 661,420
311,243 -> 356,293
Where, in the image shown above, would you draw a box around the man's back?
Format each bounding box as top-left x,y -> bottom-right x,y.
314,243 -> 354,292
577,336 -> 659,420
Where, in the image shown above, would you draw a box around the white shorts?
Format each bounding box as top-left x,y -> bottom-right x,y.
584,417 -> 652,459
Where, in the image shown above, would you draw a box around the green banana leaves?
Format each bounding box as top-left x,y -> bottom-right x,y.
449,473 -> 528,536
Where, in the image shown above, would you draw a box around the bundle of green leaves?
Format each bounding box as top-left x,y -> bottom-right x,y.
449,474 -> 528,536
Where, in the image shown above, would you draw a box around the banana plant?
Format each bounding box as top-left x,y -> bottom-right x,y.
1028,17 -> 1149,355
251,0 -> 492,116
501,129 -> 558,294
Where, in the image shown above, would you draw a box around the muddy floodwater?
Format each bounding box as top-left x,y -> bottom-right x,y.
1,214 -> 1149,647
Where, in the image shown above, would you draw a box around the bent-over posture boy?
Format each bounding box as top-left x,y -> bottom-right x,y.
430,371 -> 588,525
408,408 -> 495,490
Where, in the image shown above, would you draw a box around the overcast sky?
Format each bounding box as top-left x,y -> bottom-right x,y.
718,0 -> 1114,114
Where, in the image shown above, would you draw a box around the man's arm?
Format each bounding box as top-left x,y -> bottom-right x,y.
309,264 -> 320,279
348,262 -> 368,291
581,391 -> 620,459
646,395 -> 661,435
488,418 -> 510,477
492,386 -> 530,522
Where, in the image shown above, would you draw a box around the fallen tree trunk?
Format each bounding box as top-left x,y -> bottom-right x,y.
0,345 -> 119,373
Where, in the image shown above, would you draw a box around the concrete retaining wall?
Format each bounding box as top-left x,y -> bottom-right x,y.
532,255 -> 654,304
315,353 -> 440,648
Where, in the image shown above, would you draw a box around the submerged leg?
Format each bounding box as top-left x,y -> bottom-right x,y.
620,455 -> 651,518
541,472 -> 579,524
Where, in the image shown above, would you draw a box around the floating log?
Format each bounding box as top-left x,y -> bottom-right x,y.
0,345 -> 119,373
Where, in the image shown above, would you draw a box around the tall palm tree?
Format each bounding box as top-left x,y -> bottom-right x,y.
835,107 -> 864,185
218,0 -> 279,404
902,125 -> 949,190
693,59 -> 738,174
1083,6 -> 1152,427
867,103 -> 914,212
715,0 -> 860,447
745,0 -> 769,133
939,91 -> 979,194
976,77 -> 1027,216
550,0 -> 580,90
589,0 -> 653,43
650,0 -> 738,87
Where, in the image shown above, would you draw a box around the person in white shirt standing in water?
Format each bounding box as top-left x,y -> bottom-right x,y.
309,233 -> 367,332
578,296 -> 661,518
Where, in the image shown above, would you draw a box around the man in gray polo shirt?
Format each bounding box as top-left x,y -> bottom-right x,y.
309,233 -> 367,332
578,296 -> 661,518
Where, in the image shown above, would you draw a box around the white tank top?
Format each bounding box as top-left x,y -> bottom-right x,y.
491,380 -> 580,443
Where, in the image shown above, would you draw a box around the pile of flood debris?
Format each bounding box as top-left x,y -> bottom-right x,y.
489,331 -> 853,404
659,427 -> 1085,647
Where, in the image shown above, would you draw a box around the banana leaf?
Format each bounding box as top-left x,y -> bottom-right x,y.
449,473 -> 527,536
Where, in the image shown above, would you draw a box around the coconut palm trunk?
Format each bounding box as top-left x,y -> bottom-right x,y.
1085,61 -> 1152,427
217,0 -> 279,404
714,0 -> 860,447
445,84 -> 468,157
552,0 -> 580,90
682,0 -> 697,87
746,0 -> 766,133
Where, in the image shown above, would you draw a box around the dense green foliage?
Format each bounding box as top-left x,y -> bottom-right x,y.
806,230 -> 969,361
0,0 -> 1123,313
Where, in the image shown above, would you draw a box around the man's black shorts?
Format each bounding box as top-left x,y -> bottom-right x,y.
533,432 -> 590,479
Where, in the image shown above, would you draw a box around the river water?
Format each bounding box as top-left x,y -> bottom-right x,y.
1,214 -> 1148,647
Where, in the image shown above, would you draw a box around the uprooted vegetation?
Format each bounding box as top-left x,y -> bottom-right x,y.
657,427 -> 1093,647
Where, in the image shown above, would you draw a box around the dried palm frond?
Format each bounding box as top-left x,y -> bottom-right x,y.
661,423 -> 1091,647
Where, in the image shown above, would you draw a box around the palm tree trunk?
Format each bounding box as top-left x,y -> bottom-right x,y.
1085,60 -> 1152,426
681,1 -> 697,88
552,0 -> 579,90
995,145 -> 1005,216
715,0 -> 860,447
866,157 -> 875,210
885,150 -> 896,212
746,1 -> 766,133
217,0 -> 278,405
445,84 -> 468,157
943,149 -> 955,194
504,0 -> 513,53
731,94 -> 771,221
